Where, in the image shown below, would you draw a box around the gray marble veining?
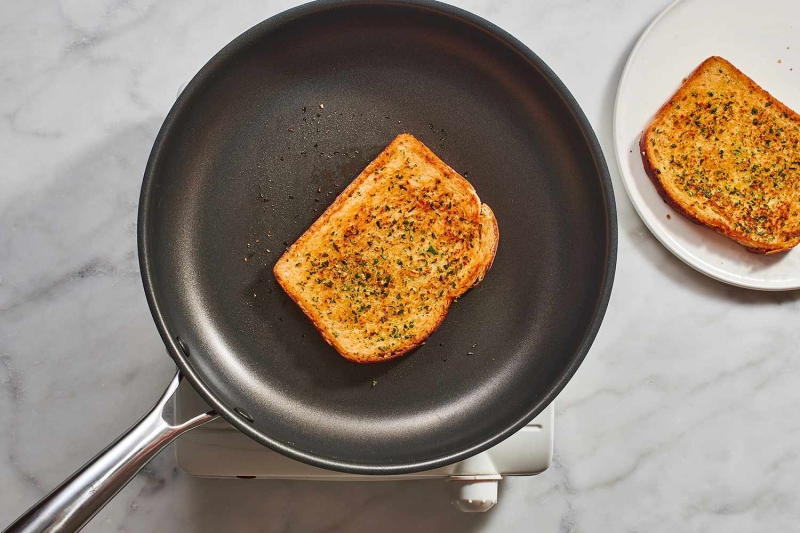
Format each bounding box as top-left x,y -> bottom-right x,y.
3,0 -> 800,531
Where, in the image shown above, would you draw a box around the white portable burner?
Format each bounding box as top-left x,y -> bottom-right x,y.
175,382 -> 553,512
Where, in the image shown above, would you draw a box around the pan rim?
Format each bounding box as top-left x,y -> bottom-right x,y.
138,0 -> 617,475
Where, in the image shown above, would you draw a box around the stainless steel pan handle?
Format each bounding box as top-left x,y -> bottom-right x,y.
2,371 -> 217,533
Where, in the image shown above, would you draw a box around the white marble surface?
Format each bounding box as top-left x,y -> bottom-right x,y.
2,0 -> 800,531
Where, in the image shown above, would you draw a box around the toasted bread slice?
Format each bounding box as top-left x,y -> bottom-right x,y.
641,56 -> 800,254
274,133 -> 498,363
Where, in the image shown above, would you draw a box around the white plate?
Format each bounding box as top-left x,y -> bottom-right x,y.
614,0 -> 800,290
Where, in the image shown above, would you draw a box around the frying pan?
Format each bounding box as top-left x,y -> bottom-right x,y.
3,1 -> 616,531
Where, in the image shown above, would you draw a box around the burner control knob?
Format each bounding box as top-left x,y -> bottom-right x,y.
448,476 -> 500,512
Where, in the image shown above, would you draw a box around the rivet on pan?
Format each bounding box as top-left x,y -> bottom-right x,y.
234,407 -> 254,423
176,337 -> 190,358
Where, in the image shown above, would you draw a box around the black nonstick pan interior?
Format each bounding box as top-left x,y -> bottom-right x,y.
139,0 -> 616,474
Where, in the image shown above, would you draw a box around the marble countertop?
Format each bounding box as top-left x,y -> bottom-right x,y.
3,0 -> 800,531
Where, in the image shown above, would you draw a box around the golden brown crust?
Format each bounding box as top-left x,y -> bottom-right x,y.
274,133 -> 498,363
471,204 -> 499,286
640,56 -> 800,255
